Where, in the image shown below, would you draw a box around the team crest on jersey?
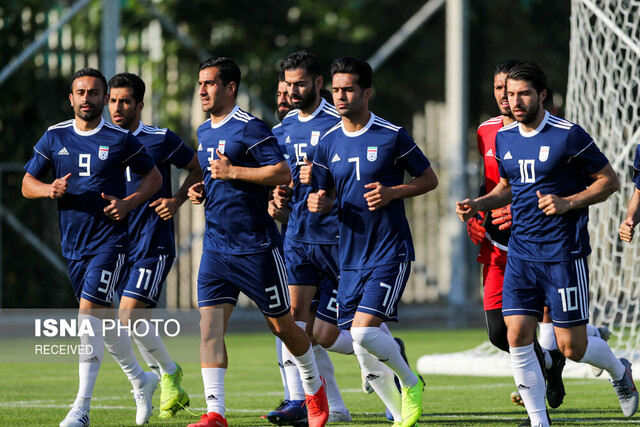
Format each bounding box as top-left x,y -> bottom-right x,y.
539,146 -> 550,162
367,146 -> 377,162
310,131 -> 320,146
218,140 -> 226,154
98,145 -> 109,160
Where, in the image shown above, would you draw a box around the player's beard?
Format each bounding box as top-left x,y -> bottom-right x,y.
75,102 -> 103,122
276,104 -> 291,121
291,84 -> 317,111
516,101 -> 541,126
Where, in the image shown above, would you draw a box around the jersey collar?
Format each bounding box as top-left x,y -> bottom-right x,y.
341,112 -> 375,137
132,121 -> 144,136
73,117 -> 105,136
518,110 -> 549,138
297,98 -> 326,123
210,105 -> 239,129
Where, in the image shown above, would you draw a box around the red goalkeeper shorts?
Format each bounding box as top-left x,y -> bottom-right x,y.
482,263 -> 505,311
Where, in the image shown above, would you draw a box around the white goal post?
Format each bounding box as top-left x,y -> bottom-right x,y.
417,0 -> 640,378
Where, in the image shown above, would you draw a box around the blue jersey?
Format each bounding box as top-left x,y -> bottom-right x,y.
126,122 -> 195,262
496,111 -> 609,262
24,119 -> 155,260
313,113 -> 431,269
272,122 -> 290,159
632,145 -> 640,189
281,99 -> 341,244
196,106 -> 284,254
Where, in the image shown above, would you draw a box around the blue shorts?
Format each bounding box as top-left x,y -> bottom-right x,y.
337,262 -> 410,330
66,252 -> 127,307
284,237 -> 339,324
502,256 -> 590,328
119,255 -> 174,307
197,248 -> 290,317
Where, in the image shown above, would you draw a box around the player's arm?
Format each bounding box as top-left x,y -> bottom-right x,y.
210,149 -> 291,186
22,172 -> 72,199
457,177 -> 512,222
103,166 -> 162,221
363,166 -> 438,211
620,187 -> 640,242
150,154 -> 203,220
537,163 -> 619,215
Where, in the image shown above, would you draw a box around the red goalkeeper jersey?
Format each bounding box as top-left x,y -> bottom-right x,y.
476,116 -> 508,266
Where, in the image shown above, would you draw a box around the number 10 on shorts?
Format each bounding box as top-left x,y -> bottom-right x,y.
558,287 -> 579,312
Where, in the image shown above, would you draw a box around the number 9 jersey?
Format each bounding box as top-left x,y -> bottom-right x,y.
23,118 -> 155,260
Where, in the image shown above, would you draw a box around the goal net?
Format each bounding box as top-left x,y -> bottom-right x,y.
417,0 -> 640,378
566,0 -> 640,363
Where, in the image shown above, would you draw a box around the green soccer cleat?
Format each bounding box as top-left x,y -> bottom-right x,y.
158,387 -> 190,419
160,362 -> 186,412
400,372 -> 425,427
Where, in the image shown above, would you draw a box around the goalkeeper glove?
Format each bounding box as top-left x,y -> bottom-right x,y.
467,212 -> 486,245
491,204 -> 512,230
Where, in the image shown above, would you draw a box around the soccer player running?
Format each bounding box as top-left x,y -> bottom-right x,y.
22,68 -> 163,427
107,72 -> 201,418
308,56 -> 438,427
186,57 -> 329,427
457,61 -> 638,427
267,50 -> 351,425
470,61 -> 568,413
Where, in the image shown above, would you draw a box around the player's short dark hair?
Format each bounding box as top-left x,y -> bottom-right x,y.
108,72 -> 145,104
543,87 -> 554,110
507,61 -> 547,94
319,88 -> 333,105
70,67 -> 107,94
493,60 -> 520,76
278,68 -> 286,82
281,51 -> 322,77
330,57 -> 372,90
199,57 -> 241,98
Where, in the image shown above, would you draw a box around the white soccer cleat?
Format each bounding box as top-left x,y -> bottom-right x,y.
328,409 -> 352,422
60,405 -> 90,427
133,371 -> 160,425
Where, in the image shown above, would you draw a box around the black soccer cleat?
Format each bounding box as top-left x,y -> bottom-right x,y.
546,349 -> 566,409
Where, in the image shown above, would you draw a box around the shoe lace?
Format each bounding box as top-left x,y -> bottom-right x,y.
132,389 -> 148,406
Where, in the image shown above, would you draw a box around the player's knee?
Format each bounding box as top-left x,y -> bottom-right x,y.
557,341 -> 586,362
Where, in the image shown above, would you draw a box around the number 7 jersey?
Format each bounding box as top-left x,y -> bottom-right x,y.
313,113 -> 431,269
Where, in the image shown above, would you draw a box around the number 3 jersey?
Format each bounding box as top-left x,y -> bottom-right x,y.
313,113 -> 431,270
24,118 -> 156,260
495,111 -> 609,262
196,106 -> 285,254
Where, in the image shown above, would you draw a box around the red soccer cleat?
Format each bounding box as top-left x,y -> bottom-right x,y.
187,412 -> 228,427
305,377 -> 329,427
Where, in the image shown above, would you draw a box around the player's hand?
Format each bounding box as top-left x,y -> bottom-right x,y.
268,199 -> 290,224
149,197 -> 179,220
299,157 -> 313,184
466,212 -> 486,245
49,173 -> 71,199
619,218 -> 635,242
456,198 -> 479,221
273,185 -> 293,209
307,189 -> 332,213
537,190 -> 570,215
363,182 -> 394,211
188,182 -> 205,205
210,149 -> 234,180
491,204 -> 512,230
102,193 -> 130,221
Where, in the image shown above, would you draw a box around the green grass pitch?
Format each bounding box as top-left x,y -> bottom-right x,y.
0,329 -> 637,426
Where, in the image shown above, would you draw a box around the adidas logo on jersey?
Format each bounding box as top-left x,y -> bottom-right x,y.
285,136 -> 291,143
485,148 -> 494,157
58,147 -> 70,155
198,143 -> 203,151
504,151 -> 512,160
331,154 -> 341,162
